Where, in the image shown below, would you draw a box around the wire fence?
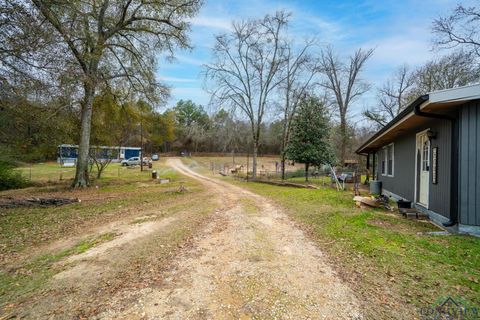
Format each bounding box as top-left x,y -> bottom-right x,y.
16,162 -> 158,183
209,161 -> 368,189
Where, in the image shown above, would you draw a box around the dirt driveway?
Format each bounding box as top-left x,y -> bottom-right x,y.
101,159 -> 362,319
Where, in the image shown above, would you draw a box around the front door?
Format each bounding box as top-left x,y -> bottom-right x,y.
417,132 -> 430,206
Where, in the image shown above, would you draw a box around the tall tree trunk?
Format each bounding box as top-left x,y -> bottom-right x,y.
280,117 -> 288,180
281,90 -> 290,180
252,141 -> 258,179
305,163 -> 309,182
340,116 -> 347,166
72,81 -> 95,187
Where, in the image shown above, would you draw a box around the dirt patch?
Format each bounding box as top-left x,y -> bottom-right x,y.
67,217 -> 175,262
367,217 -> 439,235
54,216 -> 177,282
368,219 -> 397,229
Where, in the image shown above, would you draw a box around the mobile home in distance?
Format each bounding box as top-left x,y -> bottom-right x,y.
356,84 -> 480,236
57,144 -> 141,167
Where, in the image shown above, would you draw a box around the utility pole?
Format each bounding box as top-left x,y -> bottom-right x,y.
140,121 -> 144,172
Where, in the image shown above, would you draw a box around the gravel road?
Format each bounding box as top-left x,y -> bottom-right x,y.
101,159 -> 362,319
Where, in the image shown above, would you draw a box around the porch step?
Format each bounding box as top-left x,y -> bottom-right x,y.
399,208 -> 429,220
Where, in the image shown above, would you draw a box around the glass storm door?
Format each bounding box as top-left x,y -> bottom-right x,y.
417,133 -> 430,206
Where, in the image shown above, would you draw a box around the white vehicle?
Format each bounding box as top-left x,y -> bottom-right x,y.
121,157 -> 141,166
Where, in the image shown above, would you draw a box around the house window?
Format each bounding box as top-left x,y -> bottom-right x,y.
382,144 -> 394,177
422,139 -> 429,171
381,151 -> 386,175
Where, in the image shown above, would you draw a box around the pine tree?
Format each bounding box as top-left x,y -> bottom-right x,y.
285,95 -> 336,181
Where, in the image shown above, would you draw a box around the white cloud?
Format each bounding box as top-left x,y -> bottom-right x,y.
295,13 -> 341,40
158,76 -> 197,83
369,36 -> 431,66
176,55 -> 206,66
190,16 -> 232,31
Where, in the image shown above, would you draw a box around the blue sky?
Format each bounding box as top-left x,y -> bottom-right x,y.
156,0 -> 473,121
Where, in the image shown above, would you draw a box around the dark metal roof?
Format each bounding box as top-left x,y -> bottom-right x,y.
355,95 -> 429,155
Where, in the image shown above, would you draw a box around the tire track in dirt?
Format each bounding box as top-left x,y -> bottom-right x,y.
100,158 -> 362,319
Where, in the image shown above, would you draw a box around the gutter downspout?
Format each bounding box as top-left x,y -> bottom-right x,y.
413,98 -> 458,227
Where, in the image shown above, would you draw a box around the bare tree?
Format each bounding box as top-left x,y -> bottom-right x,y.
278,39 -> 318,179
205,11 -> 289,178
3,0 -> 201,187
319,46 -> 374,164
433,3 -> 480,57
363,50 -> 478,128
363,65 -> 414,127
410,50 -> 479,97
89,146 -> 118,179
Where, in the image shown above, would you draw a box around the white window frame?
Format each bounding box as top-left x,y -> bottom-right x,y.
381,152 -> 386,175
381,143 -> 394,177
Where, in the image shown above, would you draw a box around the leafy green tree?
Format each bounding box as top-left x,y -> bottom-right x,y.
174,100 -> 209,127
285,95 -> 335,181
149,111 -> 176,152
0,91 -> 78,162
90,92 -> 136,178
2,0 -> 202,187
174,100 -> 210,152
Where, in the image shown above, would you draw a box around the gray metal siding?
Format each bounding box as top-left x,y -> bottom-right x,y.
428,119 -> 452,217
376,134 -> 415,201
375,118 -> 453,219
459,100 -> 480,226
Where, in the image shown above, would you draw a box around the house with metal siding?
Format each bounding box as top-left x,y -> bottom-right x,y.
356,84 -> 480,236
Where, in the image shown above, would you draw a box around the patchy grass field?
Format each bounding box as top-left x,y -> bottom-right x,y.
184,155 -> 302,174
231,180 -> 480,318
0,159 -> 218,318
186,155 -> 367,188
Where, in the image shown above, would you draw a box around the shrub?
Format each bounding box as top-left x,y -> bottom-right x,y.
0,161 -> 29,191
285,168 -> 306,179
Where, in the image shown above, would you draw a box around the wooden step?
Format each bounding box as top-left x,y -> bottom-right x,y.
399,208 -> 429,220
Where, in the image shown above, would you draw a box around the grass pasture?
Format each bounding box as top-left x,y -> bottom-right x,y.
15,160 -> 171,184
0,159 -> 217,315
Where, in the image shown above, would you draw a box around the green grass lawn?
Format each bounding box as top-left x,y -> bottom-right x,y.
226,179 -> 480,318
15,160 -> 170,184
